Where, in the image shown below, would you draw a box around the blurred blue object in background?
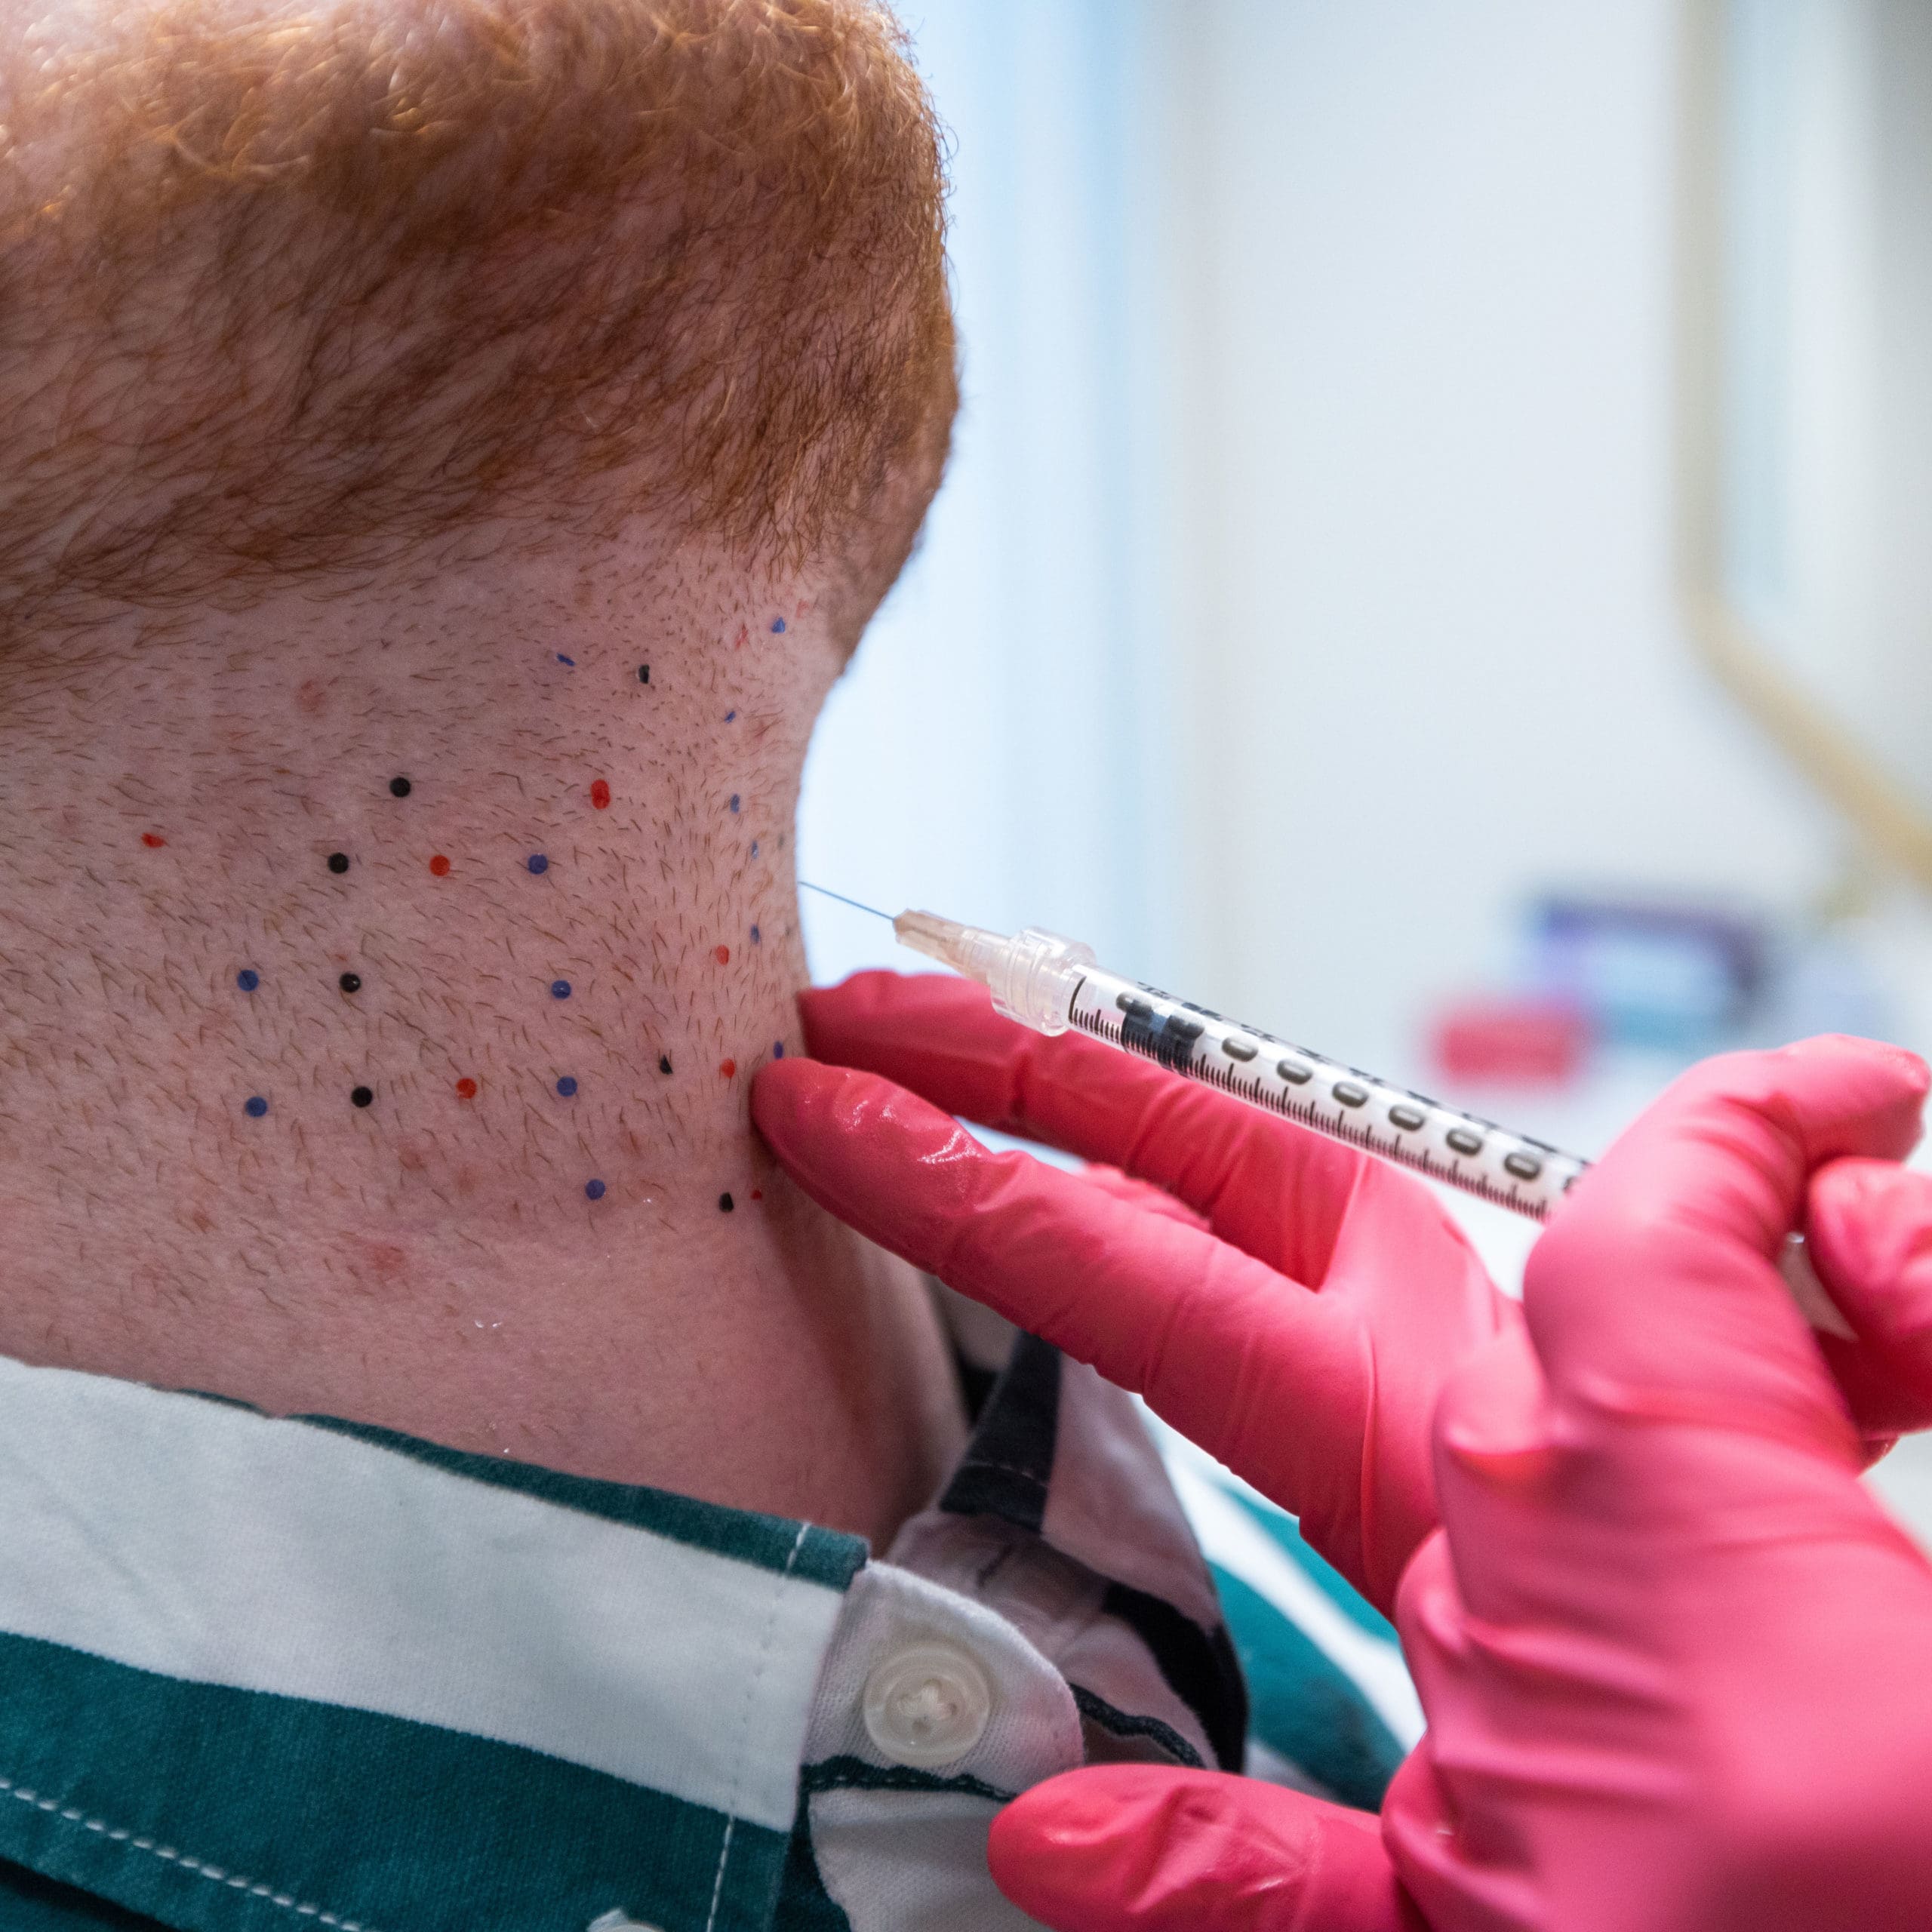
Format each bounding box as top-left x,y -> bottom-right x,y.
1523,894 -> 1768,1051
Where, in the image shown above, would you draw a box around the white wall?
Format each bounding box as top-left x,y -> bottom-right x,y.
798,0 -> 1175,985
803,0 -> 1845,1091
1159,0 -> 1843,1082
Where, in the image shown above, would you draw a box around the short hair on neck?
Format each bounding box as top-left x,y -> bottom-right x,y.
0,0 -> 956,625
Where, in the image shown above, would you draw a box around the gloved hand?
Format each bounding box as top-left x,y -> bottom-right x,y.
986,1037 -> 1932,1932
752,969 -> 1512,1612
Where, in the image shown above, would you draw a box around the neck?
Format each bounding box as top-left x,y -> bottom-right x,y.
0,549 -> 964,1546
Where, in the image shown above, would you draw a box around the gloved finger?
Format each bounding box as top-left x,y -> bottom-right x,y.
986,1765 -> 1424,1932
1386,1540 -> 1544,1932
752,1055 -> 1358,1509
1381,1742 -> 1541,1932
798,970 -> 1393,1288
1077,1162 -> 1213,1234
1423,1327 -> 1561,1624
1523,1037 -> 1927,1428
1807,1158 -> 1932,1438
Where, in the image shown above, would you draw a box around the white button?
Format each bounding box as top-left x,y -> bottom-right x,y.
862,1641 -> 993,1767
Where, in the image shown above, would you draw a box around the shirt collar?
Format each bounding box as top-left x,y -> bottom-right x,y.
0,1310 -> 1241,1932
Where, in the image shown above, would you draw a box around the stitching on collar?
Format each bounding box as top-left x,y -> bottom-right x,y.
700,1518 -> 811,1932
0,1772 -> 380,1930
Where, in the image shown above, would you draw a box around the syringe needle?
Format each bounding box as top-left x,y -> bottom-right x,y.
798,880 -> 894,921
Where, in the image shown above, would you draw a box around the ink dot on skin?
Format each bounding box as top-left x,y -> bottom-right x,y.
589,779 -> 611,811
556,1075 -> 578,1097
749,925 -> 761,945
724,710 -> 737,724
771,617 -> 786,634
455,1078 -> 478,1100
236,969 -> 260,992
774,1041 -> 784,1058
556,653 -> 576,667
749,841 -> 760,860
389,777 -> 411,798
338,972 -> 361,994
244,1096 -> 268,1118
527,854 -> 549,875
141,832 -> 168,849
718,1192 -> 735,1213
719,1058 -> 737,1079
714,944 -> 731,965
658,1054 -> 673,1075
328,852 -> 350,874
351,1085 -> 374,1109
639,664 -> 651,683
728,795 -> 740,814
429,854 -> 451,877
551,979 -> 572,1000
585,1179 -> 606,1201
752,1189 -> 764,1202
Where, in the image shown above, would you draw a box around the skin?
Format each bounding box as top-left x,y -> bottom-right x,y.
0,517 -> 969,1548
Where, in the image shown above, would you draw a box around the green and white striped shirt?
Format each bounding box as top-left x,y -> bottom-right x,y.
0,1309 -> 1414,1930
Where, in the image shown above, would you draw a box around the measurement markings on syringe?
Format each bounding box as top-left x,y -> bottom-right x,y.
1076,1007 -> 1555,1218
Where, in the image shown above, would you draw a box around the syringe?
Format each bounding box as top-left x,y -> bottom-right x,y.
876,906 -> 1850,1335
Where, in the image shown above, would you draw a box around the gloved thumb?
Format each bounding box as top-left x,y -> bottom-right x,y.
1808,1158 -> 1932,1438
987,1766 -> 1423,1931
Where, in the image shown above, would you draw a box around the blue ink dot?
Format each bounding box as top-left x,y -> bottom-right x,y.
749,924 -> 761,944
555,653 -> 576,666
236,969 -> 260,992
724,709 -> 737,723
729,795 -> 740,814
244,1096 -> 268,1118
528,854 -> 549,875
749,841 -> 760,859
774,1041 -> 785,1058
551,979 -> 572,1000
557,1075 -> 578,1097
771,618 -> 786,633
585,1178 -> 607,1201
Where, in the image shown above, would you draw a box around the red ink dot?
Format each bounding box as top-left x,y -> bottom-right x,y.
751,1189 -> 764,1202
589,779 -> 611,810
714,944 -> 731,965
454,1078 -> 478,1100
719,1058 -> 737,1078
140,832 -> 167,848
429,854 -> 451,876
734,624 -> 749,650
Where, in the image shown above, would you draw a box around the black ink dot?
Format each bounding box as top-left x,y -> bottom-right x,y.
389,777 -> 411,798
350,1085 -> 374,1108
328,852 -> 350,874
718,1192 -> 735,1213
638,665 -> 650,684
338,972 -> 361,994
658,1054 -> 673,1075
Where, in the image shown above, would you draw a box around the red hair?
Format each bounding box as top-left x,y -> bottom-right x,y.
0,0 -> 956,617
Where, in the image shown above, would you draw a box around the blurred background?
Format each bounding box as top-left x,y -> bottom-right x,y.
794,1 -> 1932,1528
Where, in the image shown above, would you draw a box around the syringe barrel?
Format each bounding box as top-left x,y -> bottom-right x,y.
1065,963 -> 1589,1222
892,910 -> 1848,1334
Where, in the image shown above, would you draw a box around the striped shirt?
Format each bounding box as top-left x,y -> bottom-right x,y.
0,1304 -> 1413,1930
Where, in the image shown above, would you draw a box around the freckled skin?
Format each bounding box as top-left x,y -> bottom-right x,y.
0,521 -> 966,1546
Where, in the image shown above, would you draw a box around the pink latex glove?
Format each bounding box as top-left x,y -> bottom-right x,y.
753,969 -> 1512,1612
987,1037 -> 1932,1932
